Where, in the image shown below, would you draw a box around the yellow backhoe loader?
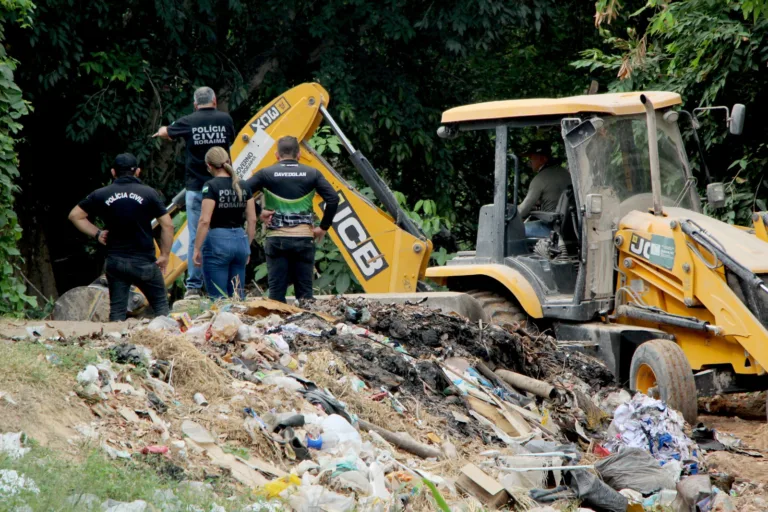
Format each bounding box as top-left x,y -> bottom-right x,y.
56,83 -> 767,424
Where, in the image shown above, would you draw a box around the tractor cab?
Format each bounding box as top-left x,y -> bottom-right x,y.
431,92 -> 697,322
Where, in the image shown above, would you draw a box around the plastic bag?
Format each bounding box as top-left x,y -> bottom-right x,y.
262,374 -> 304,392
288,485 -> 355,512
147,316 -> 180,333
595,447 -> 676,494
210,312 -> 242,342
257,474 -> 301,499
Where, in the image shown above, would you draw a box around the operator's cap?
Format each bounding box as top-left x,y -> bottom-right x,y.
114,153 -> 138,172
524,140 -> 552,157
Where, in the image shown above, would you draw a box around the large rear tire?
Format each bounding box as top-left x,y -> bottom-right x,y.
466,290 -> 526,328
630,339 -> 698,424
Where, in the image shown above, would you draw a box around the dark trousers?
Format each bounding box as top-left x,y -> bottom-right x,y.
106,255 -> 169,322
265,236 -> 315,303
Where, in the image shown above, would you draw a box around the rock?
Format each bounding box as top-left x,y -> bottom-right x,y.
0,470 -> 39,497
152,489 -> 180,511
0,432 -> 30,460
102,500 -> 149,512
181,420 -> 215,445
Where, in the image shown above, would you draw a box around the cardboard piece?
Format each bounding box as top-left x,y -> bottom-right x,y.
456,463 -> 510,509
244,298 -> 336,322
467,396 -> 523,436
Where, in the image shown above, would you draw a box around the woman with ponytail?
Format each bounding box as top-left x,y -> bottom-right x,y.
192,146 -> 257,299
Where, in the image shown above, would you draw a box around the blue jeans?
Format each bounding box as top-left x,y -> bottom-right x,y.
185,190 -> 204,291
202,227 -> 250,299
525,220 -> 552,238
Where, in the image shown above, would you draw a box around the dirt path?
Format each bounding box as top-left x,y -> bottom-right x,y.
0,319 -> 139,339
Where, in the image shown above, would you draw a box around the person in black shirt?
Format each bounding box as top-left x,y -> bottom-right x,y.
192,147 -> 257,299
245,136 -> 339,303
153,86 -> 236,299
69,153 -> 174,321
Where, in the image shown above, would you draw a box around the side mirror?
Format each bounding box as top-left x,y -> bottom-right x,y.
706,182 -> 726,209
564,117 -> 604,148
585,193 -> 603,218
730,104 -> 745,135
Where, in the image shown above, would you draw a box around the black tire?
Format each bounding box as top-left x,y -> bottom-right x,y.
630,339 -> 698,424
466,290 -> 526,328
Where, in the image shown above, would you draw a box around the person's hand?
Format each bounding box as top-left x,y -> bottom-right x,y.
260,209 -> 274,224
156,255 -> 169,274
97,230 -> 108,246
313,227 -> 327,243
193,248 -> 203,267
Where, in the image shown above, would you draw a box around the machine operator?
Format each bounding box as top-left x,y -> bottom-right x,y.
69,153 -> 174,322
519,142 -> 571,238
245,136 -> 339,304
153,86 -> 236,299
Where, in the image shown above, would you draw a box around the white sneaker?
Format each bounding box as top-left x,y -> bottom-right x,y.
184,289 -> 201,299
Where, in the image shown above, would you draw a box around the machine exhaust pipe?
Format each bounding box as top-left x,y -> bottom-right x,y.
640,94 -> 664,216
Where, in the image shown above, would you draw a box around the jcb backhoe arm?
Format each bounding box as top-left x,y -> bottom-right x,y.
163,82 -> 432,294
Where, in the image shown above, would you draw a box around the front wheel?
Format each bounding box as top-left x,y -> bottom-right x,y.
630,339 -> 698,424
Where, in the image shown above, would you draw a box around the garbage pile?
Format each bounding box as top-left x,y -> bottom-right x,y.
10,296 -> 761,511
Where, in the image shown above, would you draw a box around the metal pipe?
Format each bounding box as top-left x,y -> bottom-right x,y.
616,304 -> 720,334
319,104 -> 425,239
640,94 -> 663,216
152,189 -> 187,229
510,153 -> 520,207
494,126 -> 509,263
319,104 -> 356,154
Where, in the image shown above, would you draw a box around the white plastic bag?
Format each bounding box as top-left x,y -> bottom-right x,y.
288,485 -> 355,512
210,312 -> 242,342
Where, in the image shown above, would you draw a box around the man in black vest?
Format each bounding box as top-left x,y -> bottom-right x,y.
153,86 -> 236,298
69,154 -> 174,321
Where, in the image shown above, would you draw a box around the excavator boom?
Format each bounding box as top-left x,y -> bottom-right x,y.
162,82 -> 432,294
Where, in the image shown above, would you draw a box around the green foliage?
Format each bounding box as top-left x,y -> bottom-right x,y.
0,0 -> 36,316
579,0 -> 768,224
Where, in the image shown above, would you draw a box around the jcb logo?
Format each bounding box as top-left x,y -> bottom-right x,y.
329,192 -> 388,279
250,97 -> 291,132
629,234 -> 651,259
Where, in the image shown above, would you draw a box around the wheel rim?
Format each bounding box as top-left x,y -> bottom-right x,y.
635,363 -> 657,394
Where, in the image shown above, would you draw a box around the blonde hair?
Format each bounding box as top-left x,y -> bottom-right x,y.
205,146 -> 243,201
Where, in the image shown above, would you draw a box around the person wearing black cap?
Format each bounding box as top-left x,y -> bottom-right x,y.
68,153 -> 174,321
245,136 -> 339,304
153,86 -> 236,299
520,141 -> 571,238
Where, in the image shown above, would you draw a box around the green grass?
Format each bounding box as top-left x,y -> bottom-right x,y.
0,444 -> 257,511
222,444 -> 251,460
0,341 -> 100,388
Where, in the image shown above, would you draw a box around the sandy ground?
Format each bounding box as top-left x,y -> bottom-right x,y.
0,319 -> 140,340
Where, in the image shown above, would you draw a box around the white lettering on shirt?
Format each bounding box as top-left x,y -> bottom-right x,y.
191,125 -> 229,146
105,192 -> 145,206
274,172 -> 307,177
